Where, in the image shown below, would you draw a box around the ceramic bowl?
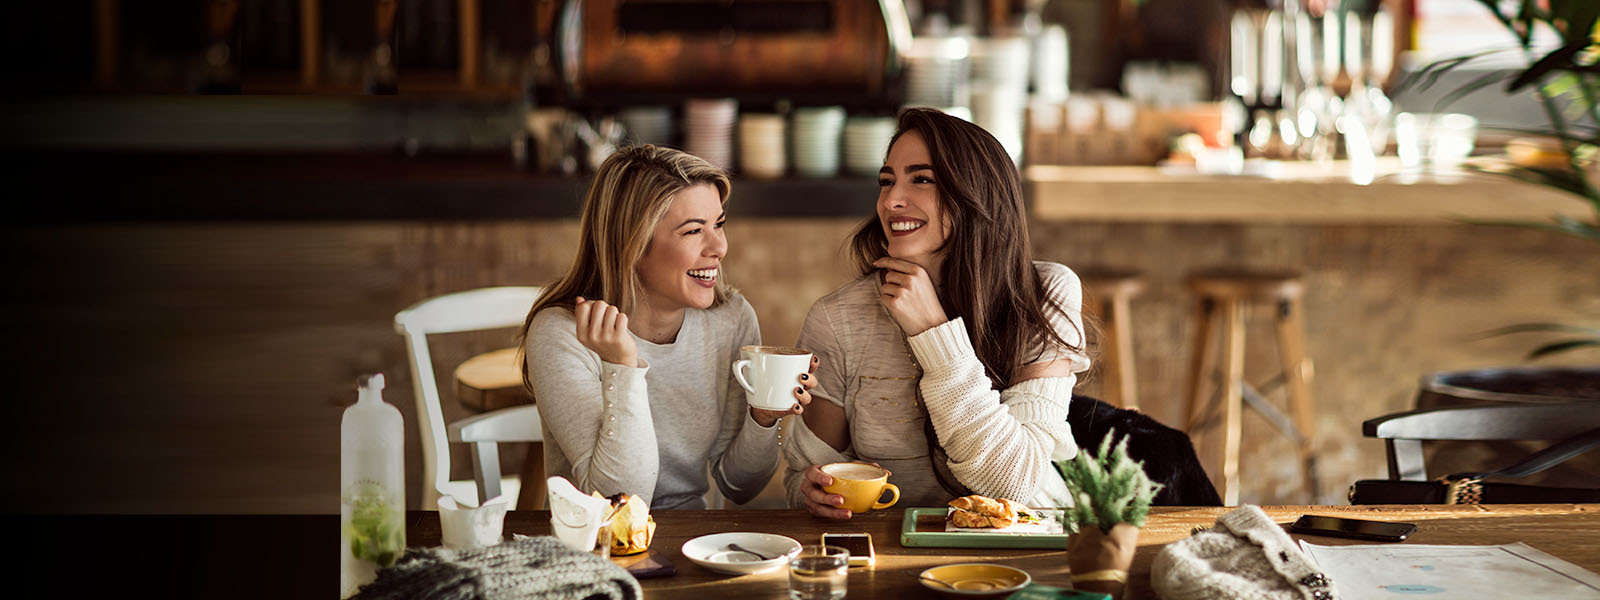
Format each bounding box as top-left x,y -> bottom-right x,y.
918,563 -> 1031,598
680,532 -> 802,575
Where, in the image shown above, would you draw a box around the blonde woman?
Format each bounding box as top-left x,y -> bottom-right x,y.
521,145 -> 816,509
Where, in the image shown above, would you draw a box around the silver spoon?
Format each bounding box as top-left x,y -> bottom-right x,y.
725,543 -> 776,561
920,573 -> 954,589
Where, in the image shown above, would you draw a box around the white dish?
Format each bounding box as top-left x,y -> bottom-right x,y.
681,532 -> 802,575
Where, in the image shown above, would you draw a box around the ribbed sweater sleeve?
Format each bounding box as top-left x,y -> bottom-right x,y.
525,308 -> 661,504
708,300 -> 780,505
907,317 -> 1078,504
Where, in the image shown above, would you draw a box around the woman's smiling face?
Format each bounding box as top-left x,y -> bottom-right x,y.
877,130 -> 949,270
635,183 -> 726,312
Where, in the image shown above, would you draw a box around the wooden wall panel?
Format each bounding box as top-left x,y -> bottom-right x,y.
0,218 -> 1591,513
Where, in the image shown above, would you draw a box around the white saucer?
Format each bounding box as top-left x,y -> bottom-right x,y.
681,532 -> 802,575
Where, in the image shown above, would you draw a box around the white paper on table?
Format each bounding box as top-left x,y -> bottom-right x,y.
943,507 -> 1065,534
1300,541 -> 1600,600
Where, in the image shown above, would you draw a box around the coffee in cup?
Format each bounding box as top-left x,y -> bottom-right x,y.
732,345 -> 814,411
819,462 -> 900,513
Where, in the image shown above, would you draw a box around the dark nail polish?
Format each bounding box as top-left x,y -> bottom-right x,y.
800,373 -> 810,381
796,387 -> 805,395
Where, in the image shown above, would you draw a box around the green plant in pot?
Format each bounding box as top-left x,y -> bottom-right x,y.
1403,0 -> 1600,398
1053,435 -> 1163,600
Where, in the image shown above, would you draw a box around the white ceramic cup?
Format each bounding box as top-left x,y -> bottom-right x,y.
732,345 -> 813,411
436,494 -> 508,549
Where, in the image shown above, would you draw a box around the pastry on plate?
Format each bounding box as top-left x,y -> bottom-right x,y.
947,495 -> 1042,529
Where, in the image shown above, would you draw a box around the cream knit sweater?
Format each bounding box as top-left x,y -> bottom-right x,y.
783,261 -> 1090,509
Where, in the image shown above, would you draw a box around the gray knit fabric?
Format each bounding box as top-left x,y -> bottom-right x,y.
1151,505 -> 1338,600
351,536 -> 642,600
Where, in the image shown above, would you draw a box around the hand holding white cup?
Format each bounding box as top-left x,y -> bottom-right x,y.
732,345 -> 814,411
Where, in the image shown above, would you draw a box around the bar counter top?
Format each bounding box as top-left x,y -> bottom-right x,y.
1027,158 -> 1590,224
10,151 -> 1588,223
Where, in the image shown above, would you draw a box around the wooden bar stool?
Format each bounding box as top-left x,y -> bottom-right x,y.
455,347 -> 545,509
1077,268 -> 1145,410
1182,269 -> 1318,505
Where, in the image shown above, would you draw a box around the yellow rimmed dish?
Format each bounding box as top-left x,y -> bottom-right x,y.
918,563 -> 1031,598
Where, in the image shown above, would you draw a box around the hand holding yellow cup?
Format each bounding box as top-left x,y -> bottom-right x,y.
820,462 -> 899,513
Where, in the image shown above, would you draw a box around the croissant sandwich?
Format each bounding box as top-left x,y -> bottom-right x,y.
592,491 -> 656,555
947,495 -> 1039,529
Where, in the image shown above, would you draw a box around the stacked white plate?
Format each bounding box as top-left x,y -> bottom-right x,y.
1031,25 -> 1070,103
971,86 -> 1027,166
618,106 -> 674,147
968,36 -> 1032,166
683,98 -> 738,170
843,116 -> 896,177
905,36 -> 970,109
791,106 -> 846,178
738,113 -> 787,179
969,36 -> 1030,93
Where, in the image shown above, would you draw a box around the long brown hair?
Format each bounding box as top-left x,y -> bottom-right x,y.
851,108 -> 1084,495
852,108 -> 1080,387
520,144 -> 732,395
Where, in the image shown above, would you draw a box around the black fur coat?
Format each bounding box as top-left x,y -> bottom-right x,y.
1067,395 -> 1223,506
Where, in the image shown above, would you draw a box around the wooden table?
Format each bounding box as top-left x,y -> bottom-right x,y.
11,506 -> 1590,597
402,504 -> 1600,599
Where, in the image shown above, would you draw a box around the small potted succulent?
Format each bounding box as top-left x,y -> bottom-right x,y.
1054,435 -> 1164,600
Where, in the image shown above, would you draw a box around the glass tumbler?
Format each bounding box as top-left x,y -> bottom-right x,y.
788,544 -> 849,600
1396,112 -> 1478,172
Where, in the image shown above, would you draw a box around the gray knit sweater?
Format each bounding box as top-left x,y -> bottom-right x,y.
525,293 -> 780,509
352,536 -> 642,600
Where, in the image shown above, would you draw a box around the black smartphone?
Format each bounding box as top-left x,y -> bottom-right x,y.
1290,515 -> 1417,542
614,550 -> 677,579
820,532 -> 875,567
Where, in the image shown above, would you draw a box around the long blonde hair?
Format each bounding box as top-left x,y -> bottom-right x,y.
520,144 -> 732,392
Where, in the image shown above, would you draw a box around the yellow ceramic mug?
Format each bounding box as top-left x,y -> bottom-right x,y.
820,462 -> 900,513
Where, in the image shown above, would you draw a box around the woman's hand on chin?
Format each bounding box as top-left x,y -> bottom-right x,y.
574,296 -> 639,368
874,257 -> 948,337
749,354 -> 820,427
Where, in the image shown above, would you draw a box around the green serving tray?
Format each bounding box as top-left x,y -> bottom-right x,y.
899,507 -> 1071,549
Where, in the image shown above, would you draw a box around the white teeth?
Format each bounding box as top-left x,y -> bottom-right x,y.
890,221 -> 925,232
688,268 -> 718,280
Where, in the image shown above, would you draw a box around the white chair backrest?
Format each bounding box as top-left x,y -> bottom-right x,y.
394,286 -> 542,507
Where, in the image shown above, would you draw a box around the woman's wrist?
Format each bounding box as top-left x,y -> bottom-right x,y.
905,317 -> 971,371
602,351 -> 638,368
749,407 -> 780,428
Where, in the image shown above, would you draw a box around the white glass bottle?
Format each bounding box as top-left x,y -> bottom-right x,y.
341,374 -> 405,598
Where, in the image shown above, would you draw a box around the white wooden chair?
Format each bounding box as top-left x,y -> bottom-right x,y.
394,286 -> 542,510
